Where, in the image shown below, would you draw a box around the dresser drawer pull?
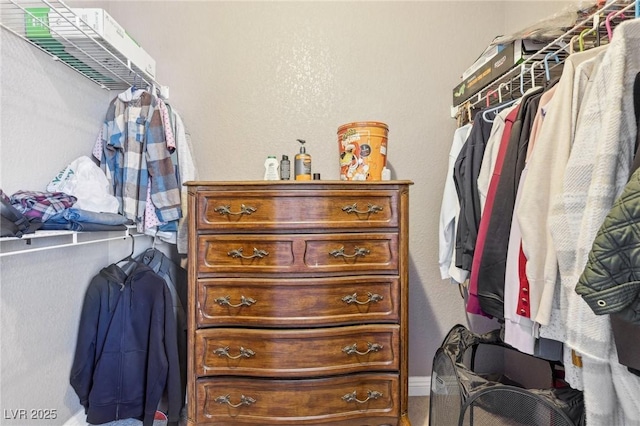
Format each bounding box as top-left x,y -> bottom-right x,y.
342,203 -> 383,215
213,204 -> 257,216
214,346 -> 256,359
214,295 -> 257,308
329,246 -> 370,258
214,394 -> 257,408
342,342 -> 384,356
342,390 -> 383,404
342,292 -> 383,305
228,247 -> 269,259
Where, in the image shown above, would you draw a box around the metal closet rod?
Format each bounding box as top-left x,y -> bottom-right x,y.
455,0 -> 637,114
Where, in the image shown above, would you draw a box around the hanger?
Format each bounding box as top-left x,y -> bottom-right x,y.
519,64 -> 527,96
579,13 -> 600,52
578,27 -> 593,52
569,33 -> 580,54
543,51 -> 560,82
485,89 -> 499,108
116,233 -> 136,265
482,98 -> 517,123
530,63 -> 539,90
130,73 -> 140,93
606,8 -> 630,41
605,11 -> 617,40
498,81 -> 513,103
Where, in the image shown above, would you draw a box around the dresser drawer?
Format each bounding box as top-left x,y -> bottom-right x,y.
193,373 -> 399,425
197,233 -> 398,276
196,189 -> 398,232
195,324 -> 399,377
196,276 -> 400,327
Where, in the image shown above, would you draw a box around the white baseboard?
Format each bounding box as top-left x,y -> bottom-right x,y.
409,375 -> 431,396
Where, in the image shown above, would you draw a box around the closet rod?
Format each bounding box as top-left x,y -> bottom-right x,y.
0,227 -> 146,258
454,0 -> 636,115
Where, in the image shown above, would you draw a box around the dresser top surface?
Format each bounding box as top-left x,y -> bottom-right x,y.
185,180 -> 413,188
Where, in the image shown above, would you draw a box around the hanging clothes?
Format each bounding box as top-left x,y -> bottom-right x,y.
453,111 -> 494,273
70,262 -> 181,426
444,10 -> 640,426
517,45 -> 607,336
97,89 -> 182,230
477,104 -> 518,216
549,19 -> 640,425
504,84 -> 557,354
167,106 -> 197,255
476,88 -> 542,319
135,248 -> 188,412
467,104 -> 520,316
439,123 -> 472,283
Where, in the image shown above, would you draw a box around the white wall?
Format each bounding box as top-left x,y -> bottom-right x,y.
95,0 -> 509,381
0,1 -> 574,424
0,30 -> 133,425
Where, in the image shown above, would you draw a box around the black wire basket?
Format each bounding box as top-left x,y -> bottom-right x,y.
429,324 -> 585,426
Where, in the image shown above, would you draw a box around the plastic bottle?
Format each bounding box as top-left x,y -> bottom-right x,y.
294,139 -> 312,180
264,156 -> 279,180
280,155 -> 291,180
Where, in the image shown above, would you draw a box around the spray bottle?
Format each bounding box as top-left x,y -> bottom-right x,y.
294,139 -> 312,180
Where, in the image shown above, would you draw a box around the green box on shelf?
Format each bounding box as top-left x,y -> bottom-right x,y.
23,7 -> 113,85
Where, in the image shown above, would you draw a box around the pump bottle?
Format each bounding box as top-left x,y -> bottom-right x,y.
294,139 -> 312,180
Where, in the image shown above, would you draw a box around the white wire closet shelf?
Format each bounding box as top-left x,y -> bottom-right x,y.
452,0 -> 638,116
0,0 -> 161,91
0,226 -> 143,257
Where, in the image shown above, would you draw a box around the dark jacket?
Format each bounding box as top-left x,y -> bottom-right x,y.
576,167 -> 640,323
453,112 -> 493,271
135,248 -> 187,412
576,167 -> 640,374
70,262 -> 181,426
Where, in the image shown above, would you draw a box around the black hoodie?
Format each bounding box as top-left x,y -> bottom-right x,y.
70,262 -> 181,426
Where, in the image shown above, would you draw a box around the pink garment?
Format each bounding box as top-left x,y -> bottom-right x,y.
142,182 -> 165,232
92,128 -> 103,161
157,98 -> 176,152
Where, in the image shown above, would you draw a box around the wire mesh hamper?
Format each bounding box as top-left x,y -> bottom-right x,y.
429,324 -> 585,426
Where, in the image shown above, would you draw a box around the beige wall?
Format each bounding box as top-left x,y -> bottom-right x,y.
95,0 -> 509,380
0,1 -> 573,424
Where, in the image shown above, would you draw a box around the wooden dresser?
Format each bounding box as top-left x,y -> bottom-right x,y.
186,181 -> 412,426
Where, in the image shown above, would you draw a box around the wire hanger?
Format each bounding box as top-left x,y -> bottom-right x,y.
116,233 -> 136,265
